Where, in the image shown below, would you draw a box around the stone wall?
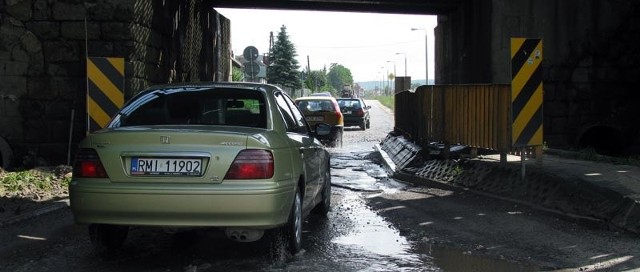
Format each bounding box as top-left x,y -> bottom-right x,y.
0,0 -> 230,168
437,0 -> 640,154
491,0 -> 640,154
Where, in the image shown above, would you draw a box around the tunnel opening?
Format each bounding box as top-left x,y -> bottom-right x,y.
577,125 -> 628,157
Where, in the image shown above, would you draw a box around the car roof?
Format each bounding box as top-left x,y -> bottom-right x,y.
308,92 -> 332,96
295,96 -> 337,101
144,81 -> 281,94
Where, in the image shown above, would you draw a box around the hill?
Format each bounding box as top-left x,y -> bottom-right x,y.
357,79 -> 431,90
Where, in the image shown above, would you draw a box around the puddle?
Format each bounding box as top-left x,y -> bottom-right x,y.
427,245 -> 539,272
330,192 -> 433,271
325,150 -> 540,272
330,151 -> 406,192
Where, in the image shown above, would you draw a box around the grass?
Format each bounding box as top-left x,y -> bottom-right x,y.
0,166 -> 72,197
370,95 -> 394,111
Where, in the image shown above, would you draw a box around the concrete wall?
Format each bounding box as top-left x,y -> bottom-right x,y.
438,0 -> 640,154
0,0 -> 230,168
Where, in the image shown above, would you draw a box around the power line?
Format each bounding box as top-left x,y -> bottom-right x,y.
298,40 -> 421,49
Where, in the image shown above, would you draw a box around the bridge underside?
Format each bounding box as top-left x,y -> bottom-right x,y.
210,0 -> 459,15
1,0 -> 637,168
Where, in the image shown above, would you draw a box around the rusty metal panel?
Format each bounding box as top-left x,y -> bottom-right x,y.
394,84 -> 511,152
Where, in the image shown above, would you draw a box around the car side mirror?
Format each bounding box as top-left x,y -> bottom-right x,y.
314,123 -> 331,136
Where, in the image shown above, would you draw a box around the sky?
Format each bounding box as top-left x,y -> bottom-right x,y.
214,8 -> 437,83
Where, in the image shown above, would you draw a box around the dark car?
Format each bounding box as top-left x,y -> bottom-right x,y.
337,98 -> 370,130
69,82 -> 332,256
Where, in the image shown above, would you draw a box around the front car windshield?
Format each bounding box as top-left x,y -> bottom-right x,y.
108,87 -> 267,128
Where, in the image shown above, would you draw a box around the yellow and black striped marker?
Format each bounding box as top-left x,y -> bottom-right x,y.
87,57 -> 124,133
511,38 -> 543,147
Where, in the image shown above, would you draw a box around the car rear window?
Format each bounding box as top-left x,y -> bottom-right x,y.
296,100 -> 337,112
110,87 -> 267,128
337,99 -> 362,110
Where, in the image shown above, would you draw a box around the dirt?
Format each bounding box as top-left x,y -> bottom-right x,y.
0,166 -> 71,225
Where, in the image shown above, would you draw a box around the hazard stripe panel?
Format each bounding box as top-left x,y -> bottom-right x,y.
511,38 -> 543,147
87,57 -> 124,133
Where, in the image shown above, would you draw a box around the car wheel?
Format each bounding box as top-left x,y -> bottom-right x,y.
269,187 -> 302,256
285,187 -> 303,254
333,130 -> 343,147
359,120 -> 366,130
313,165 -> 331,216
88,224 -> 128,255
366,120 -> 371,129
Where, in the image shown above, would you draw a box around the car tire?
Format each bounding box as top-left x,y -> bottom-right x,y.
269,187 -> 303,257
366,120 -> 371,129
336,130 -> 343,147
313,164 -> 331,216
88,224 -> 128,255
285,187 -> 303,254
359,120 -> 366,130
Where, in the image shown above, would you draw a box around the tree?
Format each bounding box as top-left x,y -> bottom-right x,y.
327,63 -> 353,92
305,70 -> 328,92
267,25 -> 302,91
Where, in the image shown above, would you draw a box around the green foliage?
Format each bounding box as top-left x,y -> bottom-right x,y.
267,25 -> 302,89
305,70 -> 328,91
1,170 -> 53,195
450,165 -> 464,176
0,167 -> 71,197
232,66 -> 244,82
327,63 -> 353,92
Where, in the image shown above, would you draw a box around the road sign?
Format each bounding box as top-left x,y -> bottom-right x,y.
243,46 -> 259,61
511,38 -> 543,147
244,61 -> 261,77
87,57 -> 124,134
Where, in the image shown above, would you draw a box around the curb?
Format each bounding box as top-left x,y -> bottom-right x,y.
375,136 -> 640,235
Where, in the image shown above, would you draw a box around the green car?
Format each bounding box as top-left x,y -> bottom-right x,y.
69,82 -> 332,255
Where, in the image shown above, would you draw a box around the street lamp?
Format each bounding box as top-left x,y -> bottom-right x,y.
380,66 -> 385,95
386,60 -> 396,78
395,52 -> 407,76
411,27 -> 428,85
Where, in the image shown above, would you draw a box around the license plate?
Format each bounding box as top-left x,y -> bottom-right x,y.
307,116 -> 324,121
343,111 -> 352,114
131,157 -> 202,176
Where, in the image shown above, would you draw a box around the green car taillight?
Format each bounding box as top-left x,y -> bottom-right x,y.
73,148 -> 109,178
224,149 -> 274,179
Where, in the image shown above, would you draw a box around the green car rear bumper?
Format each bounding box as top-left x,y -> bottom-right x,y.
69,179 -> 294,229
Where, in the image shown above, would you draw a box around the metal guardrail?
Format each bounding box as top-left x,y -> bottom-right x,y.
395,84 -> 511,153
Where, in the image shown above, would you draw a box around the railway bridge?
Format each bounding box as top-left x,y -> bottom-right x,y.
0,0 -> 637,168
